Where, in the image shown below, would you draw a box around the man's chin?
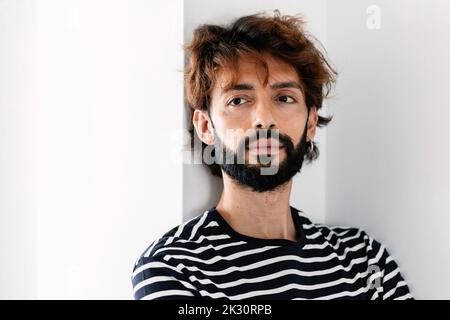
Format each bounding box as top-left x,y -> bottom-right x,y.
246,162 -> 280,169
245,155 -> 284,167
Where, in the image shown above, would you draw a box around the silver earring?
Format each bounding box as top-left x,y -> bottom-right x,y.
310,140 -> 314,151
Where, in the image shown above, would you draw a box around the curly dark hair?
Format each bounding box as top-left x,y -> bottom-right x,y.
184,10 -> 338,178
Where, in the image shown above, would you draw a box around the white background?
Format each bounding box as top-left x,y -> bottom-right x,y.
1,0 -> 184,299
1,0 -> 449,299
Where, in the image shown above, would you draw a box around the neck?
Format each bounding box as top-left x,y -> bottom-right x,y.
215,173 -> 297,242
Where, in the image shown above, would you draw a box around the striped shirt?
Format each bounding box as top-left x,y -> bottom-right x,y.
131,206 -> 413,300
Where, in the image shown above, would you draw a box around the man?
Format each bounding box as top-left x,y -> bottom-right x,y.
131,11 -> 413,300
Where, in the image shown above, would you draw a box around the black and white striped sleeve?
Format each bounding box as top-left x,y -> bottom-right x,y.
131,255 -> 200,300
368,237 -> 413,300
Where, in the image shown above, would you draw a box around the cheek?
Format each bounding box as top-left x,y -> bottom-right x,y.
215,118 -> 250,149
282,117 -> 307,145
218,129 -> 247,151
222,114 -> 251,131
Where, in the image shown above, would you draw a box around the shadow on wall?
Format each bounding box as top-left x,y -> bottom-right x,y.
183,163 -> 223,221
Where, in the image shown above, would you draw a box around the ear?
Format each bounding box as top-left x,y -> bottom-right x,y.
192,109 -> 215,145
307,106 -> 319,142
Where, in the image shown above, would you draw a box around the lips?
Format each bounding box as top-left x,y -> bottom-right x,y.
248,139 -> 283,150
246,139 -> 285,156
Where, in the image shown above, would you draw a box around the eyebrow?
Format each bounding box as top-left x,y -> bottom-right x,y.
222,81 -> 304,95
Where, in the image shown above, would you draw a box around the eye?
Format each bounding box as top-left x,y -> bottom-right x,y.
228,97 -> 249,106
277,95 -> 296,103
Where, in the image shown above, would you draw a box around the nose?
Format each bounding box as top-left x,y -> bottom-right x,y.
251,100 -> 277,130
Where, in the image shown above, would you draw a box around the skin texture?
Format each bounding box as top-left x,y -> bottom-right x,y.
193,53 -> 319,242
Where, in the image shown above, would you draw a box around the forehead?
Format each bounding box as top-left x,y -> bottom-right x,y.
213,53 -> 301,93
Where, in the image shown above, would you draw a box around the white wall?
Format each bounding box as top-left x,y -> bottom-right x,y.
0,0 -> 38,299
1,0 -> 183,299
326,0 -> 450,299
183,0 -> 329,224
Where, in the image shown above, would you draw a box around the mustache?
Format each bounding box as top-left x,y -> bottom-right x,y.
239,129 -> 295,153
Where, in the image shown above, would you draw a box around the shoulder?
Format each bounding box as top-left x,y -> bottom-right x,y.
300,215 -> 413,299
299,215 -> 387,262
132,208 -> 214,269
130,208 -> 216,299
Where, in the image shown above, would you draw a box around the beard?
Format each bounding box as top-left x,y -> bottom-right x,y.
213,120 -> 309,193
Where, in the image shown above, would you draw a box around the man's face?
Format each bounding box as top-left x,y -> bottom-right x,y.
199,53 -> 316,192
